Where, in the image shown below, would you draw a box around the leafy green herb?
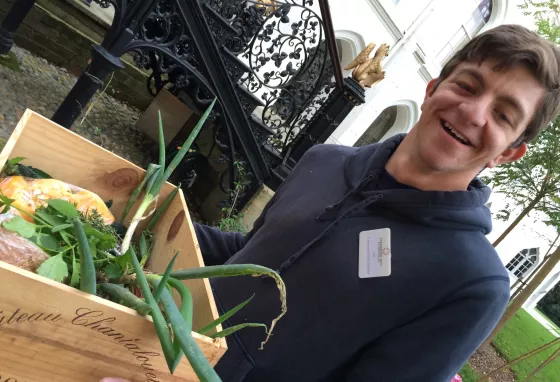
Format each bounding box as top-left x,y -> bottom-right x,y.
7,157 -> 25,166
59,230 -> 73,246
16,164 -> 52,179
2,215 -> 37,238
35,208 -> 66,227
30,233 -> 61,252
52,223 -> 74,233
104,263 -> 124,279
36,253 -> 69,282
47,199 -> 79,218
83,223 -> 116,250
0,192 -> 15,214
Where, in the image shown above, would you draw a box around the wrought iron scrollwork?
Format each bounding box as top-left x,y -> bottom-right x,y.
239,0 -> 337,153
123,0 -> 219,111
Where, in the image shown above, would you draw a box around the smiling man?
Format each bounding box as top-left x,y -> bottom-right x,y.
192,25 -> 560,382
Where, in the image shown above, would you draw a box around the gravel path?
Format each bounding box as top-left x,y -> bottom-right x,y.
469,343 -> 516,382
0,45 -> 156,168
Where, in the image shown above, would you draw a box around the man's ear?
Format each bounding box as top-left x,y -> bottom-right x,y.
425,78 -> 439,101
487,143 -> 527,168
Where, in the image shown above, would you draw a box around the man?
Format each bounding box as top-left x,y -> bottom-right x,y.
191,24 -> 560,381
103,24 -> 560,382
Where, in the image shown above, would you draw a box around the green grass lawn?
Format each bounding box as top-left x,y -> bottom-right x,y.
492,309 -> 560,381
459,362 -> 480,382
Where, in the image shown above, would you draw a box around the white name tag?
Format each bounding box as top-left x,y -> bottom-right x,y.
359,228 -> 391,278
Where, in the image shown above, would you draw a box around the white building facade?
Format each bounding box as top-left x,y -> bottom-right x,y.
326,0 -> 508,147
324,0 -> 560,309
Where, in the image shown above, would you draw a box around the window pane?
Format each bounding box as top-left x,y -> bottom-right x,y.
450,28 -> 468,49
465,8 -> 485,36
437,44 -> 454,65
379,0 -> 434,31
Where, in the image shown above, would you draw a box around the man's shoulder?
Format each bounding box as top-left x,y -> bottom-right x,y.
300,143 -> 379,164
447,232 -> 510,285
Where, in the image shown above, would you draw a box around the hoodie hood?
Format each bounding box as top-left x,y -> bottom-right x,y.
344,134 -> 494,234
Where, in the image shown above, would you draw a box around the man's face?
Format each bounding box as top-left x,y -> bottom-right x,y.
412,60 -> 545,175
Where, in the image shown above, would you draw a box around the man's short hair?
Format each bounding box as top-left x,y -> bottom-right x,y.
437,24 -> 560,144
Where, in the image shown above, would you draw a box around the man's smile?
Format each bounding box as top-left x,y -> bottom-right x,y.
441,119 -> 473,146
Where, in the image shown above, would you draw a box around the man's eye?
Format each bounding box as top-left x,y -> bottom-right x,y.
496,110 -> 511,125
456,82 -> 474,93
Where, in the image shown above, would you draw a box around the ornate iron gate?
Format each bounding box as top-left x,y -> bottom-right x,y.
0,0 -> 367,220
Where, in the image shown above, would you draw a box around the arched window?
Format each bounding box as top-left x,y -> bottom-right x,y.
354,103 -> 416,147
354,106 -> 398,147
413,0 -> 493,66
506,248 -> 540,278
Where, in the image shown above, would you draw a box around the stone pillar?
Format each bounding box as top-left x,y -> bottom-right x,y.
0,0 -> 36,55
51,44 -> 125,127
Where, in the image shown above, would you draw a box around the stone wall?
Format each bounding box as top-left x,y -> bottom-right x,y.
0,0 -> 153,110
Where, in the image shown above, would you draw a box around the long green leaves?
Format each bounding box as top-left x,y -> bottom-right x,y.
127,247 -> 176,370
147,184 -> 181,232
120,99 -> 216,255
120,163 -> 160,224
147,275 -> 194,373
158,110 -> 166,168
73,218 -> 96,294
170,264 -> 287,349
162,98 -> 216,184
209,323 -> 267,339
148,276 -> 220,381
198,295 -> 254,335
153,253 -> 178,302
99,283 -> 151,315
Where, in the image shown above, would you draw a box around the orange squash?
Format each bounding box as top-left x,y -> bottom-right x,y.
0,176 -> 114,224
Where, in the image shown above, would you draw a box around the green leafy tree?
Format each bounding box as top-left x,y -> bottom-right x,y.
484,118 -> 560,247
480,1 -> 560,352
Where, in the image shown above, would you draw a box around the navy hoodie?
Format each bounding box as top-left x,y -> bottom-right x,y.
194,134 -> 510,382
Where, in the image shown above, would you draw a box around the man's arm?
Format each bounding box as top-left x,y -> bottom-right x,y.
194,223 -> 249,266
344,278 -> 510,382
194,185 -> 282,266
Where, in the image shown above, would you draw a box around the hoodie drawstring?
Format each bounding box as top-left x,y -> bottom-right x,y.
276,194 -> 383,274
316,174 -> 377,222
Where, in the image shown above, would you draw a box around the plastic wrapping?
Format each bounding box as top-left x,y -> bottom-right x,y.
0,176 -> 114,224
0,226 -> 50,272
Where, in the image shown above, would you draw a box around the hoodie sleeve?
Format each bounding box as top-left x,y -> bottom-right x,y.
344,278 -> 510,382
193,144 -> 322,265
193,186 -> 283,266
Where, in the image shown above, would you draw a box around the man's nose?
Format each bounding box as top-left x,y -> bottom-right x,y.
458,98 -> 489,128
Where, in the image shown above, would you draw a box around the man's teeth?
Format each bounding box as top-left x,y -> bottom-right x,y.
442,121 -> 470,145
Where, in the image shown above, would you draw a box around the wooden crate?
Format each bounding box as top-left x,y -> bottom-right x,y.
0,110 -> 227,382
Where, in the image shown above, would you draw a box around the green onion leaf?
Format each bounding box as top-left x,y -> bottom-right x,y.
158,110 -> 166,168
198,294 -> 255,335
147,184 -> 181,232
73,218 -> 96,294
153,252 -> 179,303
120,163 -> 160,224
99,283 -> 152,316
209,323 -> 267,339
70,249 -> 80,287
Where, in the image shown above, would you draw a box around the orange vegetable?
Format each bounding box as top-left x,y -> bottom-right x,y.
0,176 -> 114,224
